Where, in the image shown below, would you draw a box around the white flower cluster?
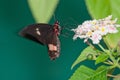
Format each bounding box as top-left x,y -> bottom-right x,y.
72,15 -> 120,44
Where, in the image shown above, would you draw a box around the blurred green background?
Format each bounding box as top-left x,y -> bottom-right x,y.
0,0 -> 91,80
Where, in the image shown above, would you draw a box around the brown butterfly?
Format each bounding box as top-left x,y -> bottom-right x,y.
19,21 -> 61,60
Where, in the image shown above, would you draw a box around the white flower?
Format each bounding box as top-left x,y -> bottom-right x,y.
98,26 -> 108,35
90,31 -> 102,44
107,25 -> 118,33
72,15 -> 119,44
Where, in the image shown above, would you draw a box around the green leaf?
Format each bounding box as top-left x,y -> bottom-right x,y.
69,65 -> 108,80
110,0 -> 120,23
71,46 -> 97,69
85,0 -> 120,23
27,0 -> 59,23
85,0 -> 111,19
95,54 -> 109,65
117,42 -> 120,55
69,65 -> 95,80
103,27 -> 120,49
93,66 -> 108,80
113,74 -> 120,80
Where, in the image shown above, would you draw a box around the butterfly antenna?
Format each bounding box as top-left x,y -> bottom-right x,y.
68,17 -> 79,25
53,14 -> 57,22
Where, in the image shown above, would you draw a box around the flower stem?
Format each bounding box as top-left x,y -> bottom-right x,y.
98,44 -> 119,69
107,74 -> 120,78
98,44 -> 106,52
86,40 -> 96,50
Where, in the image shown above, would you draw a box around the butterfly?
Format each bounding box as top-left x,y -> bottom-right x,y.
19,21 -> 61,60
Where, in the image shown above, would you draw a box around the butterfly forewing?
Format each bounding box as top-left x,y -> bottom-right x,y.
19,24 -> 53,45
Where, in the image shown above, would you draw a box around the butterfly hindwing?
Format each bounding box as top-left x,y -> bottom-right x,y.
47,34 -> 60,60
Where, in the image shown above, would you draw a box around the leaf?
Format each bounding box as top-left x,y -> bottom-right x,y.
85,0 -> 120,23
110,0 -> 120,23
27,0 -> 59,23
95,54 -> 109,65
69,65 -> 108,80
117,41 -> 120,55
71,46 -> 97,69
103,27 -> 120,49
85,0 -> 111,19
69,65 -> 95,80
93,66 -> 108,80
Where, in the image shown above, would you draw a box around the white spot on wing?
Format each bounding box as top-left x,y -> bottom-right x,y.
36,28 -> 41,35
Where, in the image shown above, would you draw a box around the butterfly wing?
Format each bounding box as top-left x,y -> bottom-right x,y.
47,35 -> 60,60
19,24 -> 53,45
19,23 -> 60,60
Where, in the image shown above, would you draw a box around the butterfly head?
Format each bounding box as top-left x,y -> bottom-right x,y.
54,21 -> 61,35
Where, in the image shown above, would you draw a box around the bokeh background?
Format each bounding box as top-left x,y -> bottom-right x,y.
0,0 -> 100,80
